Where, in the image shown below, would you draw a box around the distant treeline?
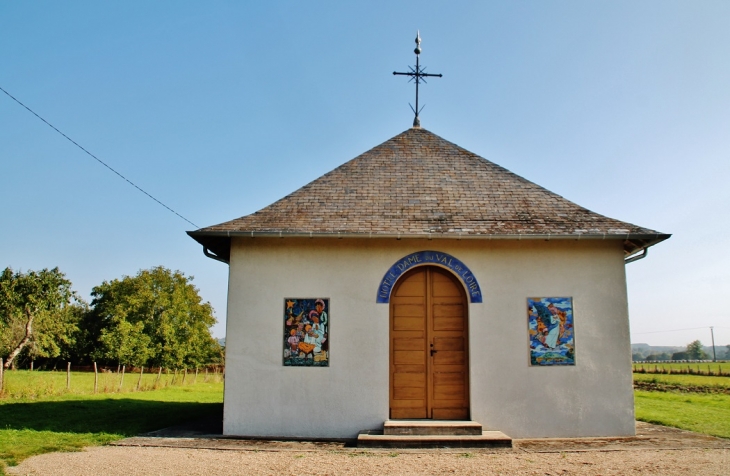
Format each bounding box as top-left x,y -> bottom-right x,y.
1,266 -> 223,370
632,340 -> 729,362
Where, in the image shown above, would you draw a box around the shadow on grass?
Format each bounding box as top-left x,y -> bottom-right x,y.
0,399 -> 223,437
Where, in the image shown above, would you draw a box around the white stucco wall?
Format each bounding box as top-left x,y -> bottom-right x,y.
223,237 -> 635,439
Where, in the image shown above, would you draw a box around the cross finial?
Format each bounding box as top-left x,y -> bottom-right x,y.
393,31 -> 442,127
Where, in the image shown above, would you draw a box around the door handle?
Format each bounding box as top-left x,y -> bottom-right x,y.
430,349 -> 438,356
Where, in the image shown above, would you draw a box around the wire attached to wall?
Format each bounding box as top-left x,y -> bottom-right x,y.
0,85 -> 199,229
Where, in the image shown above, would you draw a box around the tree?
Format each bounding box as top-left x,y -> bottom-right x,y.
98,317 -> 152,367
88,266 -> 220,368
686,340 -> 708,360
0,267 -> 79,369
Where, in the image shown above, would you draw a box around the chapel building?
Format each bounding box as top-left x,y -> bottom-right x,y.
188,126 -> 669,442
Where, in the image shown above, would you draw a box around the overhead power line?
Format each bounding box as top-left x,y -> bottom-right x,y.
0,85 -> 199,228
632,326 -> 722,335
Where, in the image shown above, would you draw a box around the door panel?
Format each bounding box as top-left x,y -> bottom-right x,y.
390,266 -> 469,420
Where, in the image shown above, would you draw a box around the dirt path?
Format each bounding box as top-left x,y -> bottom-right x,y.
7,423 -> 729,475
7,446 -> 728,475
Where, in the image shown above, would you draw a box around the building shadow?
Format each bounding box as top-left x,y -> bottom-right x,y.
0,398 -> 223,436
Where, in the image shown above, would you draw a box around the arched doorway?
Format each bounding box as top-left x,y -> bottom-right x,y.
389,266 -> 470,420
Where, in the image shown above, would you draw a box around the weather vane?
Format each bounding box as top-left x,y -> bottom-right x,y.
393,31 -> 442,127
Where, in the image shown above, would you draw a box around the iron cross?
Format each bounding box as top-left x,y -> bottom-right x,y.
393,31 -> 443,127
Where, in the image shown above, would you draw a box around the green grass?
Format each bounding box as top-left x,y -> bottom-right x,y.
634,390 -> 730,439
1,368 -> 221,399
0,381 -> 223,473
633,362 -> 729,374
634,372 -> 730,389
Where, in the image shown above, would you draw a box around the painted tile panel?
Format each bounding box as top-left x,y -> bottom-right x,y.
527,297 -> 575,366
284,298 -> 329,367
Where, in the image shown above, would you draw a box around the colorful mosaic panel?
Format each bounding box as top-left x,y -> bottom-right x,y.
283,298 -> 329,367
528,297 -> 575,366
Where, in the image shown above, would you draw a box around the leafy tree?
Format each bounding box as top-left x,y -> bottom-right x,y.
98,317 -> 152,367
686,340 -> 708,360
23,300 -> 87,368
88,266 -> 220,369
0,267 -> 79,369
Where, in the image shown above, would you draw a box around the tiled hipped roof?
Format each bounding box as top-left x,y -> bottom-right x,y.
189,127 -> 669,262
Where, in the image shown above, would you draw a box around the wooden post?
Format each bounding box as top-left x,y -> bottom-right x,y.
0,358 -> 4,393
119,365 -> 125,391
94,362 -> 98,394
30,360 -> 34,371
156,367 -> 162,387
204,367 -> 208,383
66,362 -> 71,390
182,368 -> 187,384
194,367 -> 199,384
172,369 -> 177,385
136,366 -> 144,391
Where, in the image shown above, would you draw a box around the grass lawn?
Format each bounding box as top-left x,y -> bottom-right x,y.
1,369 -> 221,399
633,372 -> 730,389
632,362 -> 729,374
634,390 -> 730,439
0,381 -> 223,474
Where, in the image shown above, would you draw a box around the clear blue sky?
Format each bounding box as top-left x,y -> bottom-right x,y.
1,1 -> 728,347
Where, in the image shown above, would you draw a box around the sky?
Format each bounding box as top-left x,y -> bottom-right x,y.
1,1 -> 728,347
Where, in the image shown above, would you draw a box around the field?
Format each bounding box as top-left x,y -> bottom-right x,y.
633,372 -> 730,392
634,390 -> 730,438
632,362 -> 729,375
0,368 -> 221,399
633,369 -> 730,439
0,371 -> 223,474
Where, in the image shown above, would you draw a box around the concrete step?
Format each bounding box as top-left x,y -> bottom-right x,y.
383,419 -> 483,436
357,430 -> 512,449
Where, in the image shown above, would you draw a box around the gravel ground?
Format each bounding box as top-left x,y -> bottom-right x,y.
6,446 -> 729,475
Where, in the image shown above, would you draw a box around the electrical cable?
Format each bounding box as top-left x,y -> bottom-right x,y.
633,327 -> 717,335
0,85 -> 199,228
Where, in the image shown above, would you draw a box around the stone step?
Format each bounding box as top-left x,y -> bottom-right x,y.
357,430 -> 512,449
383,419 -> 483,436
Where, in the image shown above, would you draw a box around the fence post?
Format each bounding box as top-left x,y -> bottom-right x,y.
118,365 -> 125,391
182,368 -> 187,385
194,367 -> 199,384
66,362 -> 71,390
136,367 -> 144,391
0,358 -> 4,393
156,367 -> 162,387
204,367 -> 209,383
93,362 -> 98,394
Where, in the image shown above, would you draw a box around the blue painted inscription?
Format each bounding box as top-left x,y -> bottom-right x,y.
376,251 -> 483,303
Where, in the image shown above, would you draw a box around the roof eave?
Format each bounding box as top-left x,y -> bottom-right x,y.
188,230 -> 671,264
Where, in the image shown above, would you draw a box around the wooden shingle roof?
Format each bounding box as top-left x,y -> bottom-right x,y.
189,127 -> 669,262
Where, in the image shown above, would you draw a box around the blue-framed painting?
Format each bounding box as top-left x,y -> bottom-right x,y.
283,298 -> 329,367
528,297 -> 575,366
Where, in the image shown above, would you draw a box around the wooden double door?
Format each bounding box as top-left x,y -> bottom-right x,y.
389,266 -> 470,420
